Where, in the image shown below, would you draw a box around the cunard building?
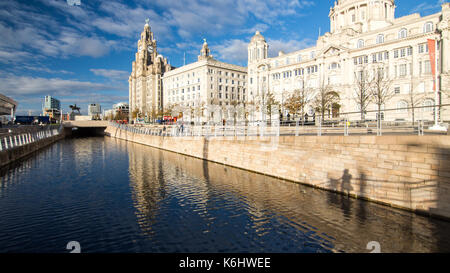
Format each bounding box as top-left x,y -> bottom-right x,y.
247,0 -> 450,122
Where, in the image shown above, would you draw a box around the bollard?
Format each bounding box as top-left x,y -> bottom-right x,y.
317,117 -> 322,136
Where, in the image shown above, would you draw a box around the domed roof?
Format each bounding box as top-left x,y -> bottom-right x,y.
250,31 -> 266,43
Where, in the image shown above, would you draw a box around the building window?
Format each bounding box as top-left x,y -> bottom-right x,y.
424,22 -> 434,33
310,51 -> 315,59
423,99 -> 434,111
424,60 -> 431,74
377,52 -> 383,62
357,39 -> 364,48
398,28 -> 407,39
400,48 -> 406,57
329,63 -> 339,70
297,55 -> 302,62
407,47 -> 413,56
397,101 -> 408,113
394,87 -> 401,94
399,64 -> 407,77
419,43 -> 429,54
376,34 -> 384,44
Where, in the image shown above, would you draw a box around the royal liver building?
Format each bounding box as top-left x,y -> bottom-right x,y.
129,20 -> 173,120
248,0 -> 450,122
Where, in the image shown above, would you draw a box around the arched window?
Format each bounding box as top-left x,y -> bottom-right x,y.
357,39 -> 364,48
398,28 -> 407,39
397,101 -> 408,113
376,34 -> 384,44
310,51 -> 316,59
423,99 -> 434,112
424,22 -> 434,33
297,55 -> 302,63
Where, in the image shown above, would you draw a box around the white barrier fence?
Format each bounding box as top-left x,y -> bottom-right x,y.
0,126 -> 63,152
110,122 -> 282,138
111,104 -> 449,137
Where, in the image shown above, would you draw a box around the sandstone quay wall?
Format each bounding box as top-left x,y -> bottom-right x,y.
105,126 -> 450,219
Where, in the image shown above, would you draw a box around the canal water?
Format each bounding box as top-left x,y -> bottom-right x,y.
0,137 -> 449,253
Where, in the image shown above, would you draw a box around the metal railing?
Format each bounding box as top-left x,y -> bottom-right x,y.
111,104 -> 449,138
0,125 -> 63,152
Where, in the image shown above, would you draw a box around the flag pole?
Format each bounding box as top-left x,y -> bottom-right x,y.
434,38 -> 438,127
430,37 -> 446,131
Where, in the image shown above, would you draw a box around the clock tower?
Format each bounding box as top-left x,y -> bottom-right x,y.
129,19 -> 173,121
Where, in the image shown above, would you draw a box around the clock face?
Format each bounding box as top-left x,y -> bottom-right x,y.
148,46 -> 153,53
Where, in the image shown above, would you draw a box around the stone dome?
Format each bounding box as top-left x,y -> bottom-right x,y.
250,31 -> 266,43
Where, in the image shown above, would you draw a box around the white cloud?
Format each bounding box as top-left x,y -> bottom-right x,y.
0,75 -> 125,97
236,23 -> 270,35
410,0 -> 446,14
267,38 -> 316,57
90,69 -> 130,81
0,1 -> 121,61
213,37 -> 316,66
213,39 -> 249,65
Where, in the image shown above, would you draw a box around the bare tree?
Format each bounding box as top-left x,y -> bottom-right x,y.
408,77 -> 425,126
131,108 -> 139,120
298,79 -> 313,125
194,99 -> 206,124
245,99 -> 256,124
313,79 -> 340,121
283,93 -> 302,119
163,103 -> 174,117
264,91 -> 279,124
353,66 -> 371,121
369,66 -> 393,122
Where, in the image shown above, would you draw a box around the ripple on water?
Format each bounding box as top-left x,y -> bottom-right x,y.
0,137 -> 450,253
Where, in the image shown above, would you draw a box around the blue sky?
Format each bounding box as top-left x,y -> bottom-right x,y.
0,0 -> 446,115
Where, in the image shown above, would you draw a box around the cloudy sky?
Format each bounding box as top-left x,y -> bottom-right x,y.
0,0 -> 446,115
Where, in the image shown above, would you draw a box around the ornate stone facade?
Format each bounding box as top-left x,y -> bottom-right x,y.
162,40 -> 247,123
247,1 -> 450,122
129,21 -> 173,120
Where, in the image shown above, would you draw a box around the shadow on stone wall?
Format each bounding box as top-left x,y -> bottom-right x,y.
433,146 -> 450,252
123,138 -> 450,252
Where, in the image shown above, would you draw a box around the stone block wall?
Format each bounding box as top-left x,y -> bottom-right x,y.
105,126 -> 450,219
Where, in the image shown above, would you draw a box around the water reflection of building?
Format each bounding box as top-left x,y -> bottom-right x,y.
127,141 -> 212,235
125,140 -> 449,252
